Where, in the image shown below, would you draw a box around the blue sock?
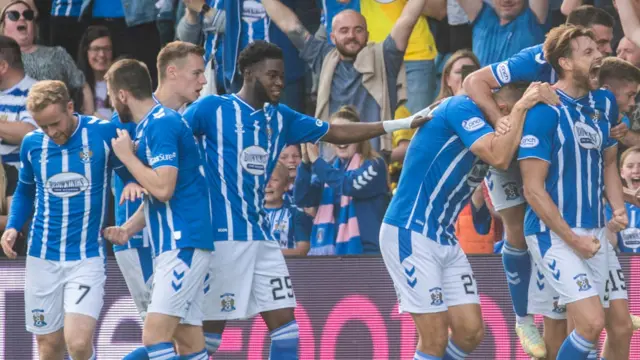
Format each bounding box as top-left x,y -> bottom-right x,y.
443,339 -> 470,359
123,346 -> 150,360
178,349 -> 208,359
557,330 -> 594,359
269,320 -> 299,360
204,332 -> 222,355
145,342 -> 176,360
414,350 -> 441,360
502,243 -> 531,318
587,350 -> 598,359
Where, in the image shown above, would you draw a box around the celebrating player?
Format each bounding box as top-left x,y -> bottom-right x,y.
518,25 -> 629,360
380,81 -> 555,360
110,41 -> 208,326
103,59 -> 213,359
0,80 -> 134,360
182,40 -> 430,358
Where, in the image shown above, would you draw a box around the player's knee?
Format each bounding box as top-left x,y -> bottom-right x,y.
454,319 -> 484,349
579,310 -> 605,341
608,313 -> 633,342
36,334 -> 65,358
66,336 -> 93,360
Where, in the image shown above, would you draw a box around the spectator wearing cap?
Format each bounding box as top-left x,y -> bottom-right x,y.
0,0 -> 94,114
456,0 -> 550,66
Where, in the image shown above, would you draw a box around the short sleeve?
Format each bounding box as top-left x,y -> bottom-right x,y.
146,116 -> 181,169
445,100 -> 493,149
183,95 -> 218,137
280,104 -> 330,145
18,134 -> 35,184
490,46 -> 546,86
517,104 -> 559,163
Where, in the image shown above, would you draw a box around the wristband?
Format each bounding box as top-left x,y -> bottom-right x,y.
382,117 -> 413,133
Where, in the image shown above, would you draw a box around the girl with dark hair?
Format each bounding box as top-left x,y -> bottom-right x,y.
77,25 -> 114,119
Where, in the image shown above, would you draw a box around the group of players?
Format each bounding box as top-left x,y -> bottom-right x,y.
382,7 -> 640,360
0,37 -> 428,359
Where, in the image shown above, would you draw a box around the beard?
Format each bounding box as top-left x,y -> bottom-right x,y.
335,39 -> 364,58
115,102 -> 134,123
571,67 -> 593,90
253,79 -> 278,105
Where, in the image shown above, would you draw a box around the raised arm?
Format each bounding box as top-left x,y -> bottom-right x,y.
423,0 -> 447,20
390,0 -> 428,52
560,0 -> 582,16
617,0 -> 640,48
462,67 -> 504,126
455,0 -> 483,22
261,0 -> 311,49
530,0 -> 549,24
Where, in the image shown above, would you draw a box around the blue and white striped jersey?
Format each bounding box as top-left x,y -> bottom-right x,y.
518,89 -> 619,243
0,76 -> 37,166
111,113 -> 148,252
51,0 -> 83,17
490,44 -> 557,86
240,0 -> 270,49
20,115 -> 124,261
606,203 -> 640,253
134,104 -> 213,255
384,96 -> 494,246
265,204 -> 311,249
182,94 -> 330,242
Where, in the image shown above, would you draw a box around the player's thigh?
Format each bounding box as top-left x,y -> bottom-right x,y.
204,242 -> 258,321
115,247 -> 154,317
252,241 -> 297,318
525,231 -> 600,306
584,228 -> 611,306
527,261 -> 568,321
25,256 -> 65,335
63,257 -> 106,322
63,313 -> 97,351
379,224 -> 447,314
179,250 -> 212,327
148,249 -> 209,321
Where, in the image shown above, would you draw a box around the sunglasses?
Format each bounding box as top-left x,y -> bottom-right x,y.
5,9 -> 34,22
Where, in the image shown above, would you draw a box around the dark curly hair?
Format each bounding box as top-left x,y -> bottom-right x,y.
237,40 -> 283,75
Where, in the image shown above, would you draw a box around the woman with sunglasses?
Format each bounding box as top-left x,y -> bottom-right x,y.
0,0 -> 95,115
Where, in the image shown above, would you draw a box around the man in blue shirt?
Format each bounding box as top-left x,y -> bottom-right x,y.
462,7 -> 618,358
0,80 -> 133,360
519,25 -> 629,360
103,59 -> 213,360
381,81 -> 553,360
182,40 -> 429,358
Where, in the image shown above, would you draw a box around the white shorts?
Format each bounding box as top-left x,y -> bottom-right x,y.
606,242 -> 628,302
527,260 -> 567,320
204,240 -> 296,321
380,224 -> 480,314
25,256 -> 106,335
525,228 -> 609,308
485,163 -> 525,212
148,248 -> 211,326
115,247 -> 155,319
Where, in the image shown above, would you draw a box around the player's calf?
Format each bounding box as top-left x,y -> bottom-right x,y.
202,320 -> 226,355
559,297 -> 605,359
542,317 -> 567,360
64,313 -> 97,360
262,308 -> 298,360
35,330 -> 65,360
412,312 -> 450,358
601,300 -> 633,360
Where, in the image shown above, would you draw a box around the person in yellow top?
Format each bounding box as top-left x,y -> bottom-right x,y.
360,0 -> 445,113
389,104 -> 414,194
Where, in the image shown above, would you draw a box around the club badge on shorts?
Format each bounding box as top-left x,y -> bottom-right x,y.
32,309 -> 47,327
220,293 -> 236,312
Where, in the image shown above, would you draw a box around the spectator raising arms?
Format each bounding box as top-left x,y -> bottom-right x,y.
295,106 -> 389,255
0,0 -> 94,114
77,26 -> 114,120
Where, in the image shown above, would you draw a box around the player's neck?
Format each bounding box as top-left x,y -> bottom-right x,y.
130,98 -> 160,124
236,86 -> 265,110
554,78 -> 589,99
264,198 -> 284,209
0,70 -> 25,91
154,85 -> 185,111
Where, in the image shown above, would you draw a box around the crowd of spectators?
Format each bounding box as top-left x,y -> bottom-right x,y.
0,0 -> 635,258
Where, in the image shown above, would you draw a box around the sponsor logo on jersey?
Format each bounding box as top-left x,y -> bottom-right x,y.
520,135 -> 539,148
573,122 -> 601,150
149,152 -> 177,166
240,146 -> 269,176
496,62 -> 511,83
462,117 -> 486,132
46,172 -> 89,198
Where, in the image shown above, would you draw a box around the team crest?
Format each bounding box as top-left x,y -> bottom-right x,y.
502,181 -> 520,200
79,148 -> 93,163
574,273 -> 592,292
31,309 -> 47,327
316,228 -> 324,244
552,297 -> 566,314
220,293 -> 236,312
592,110 -> 601,121
429,287 -> 444,306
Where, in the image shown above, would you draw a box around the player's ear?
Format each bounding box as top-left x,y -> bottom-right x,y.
66,101 -> 74,114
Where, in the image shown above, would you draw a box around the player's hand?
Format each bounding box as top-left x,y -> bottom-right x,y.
518,82 -> 560,110
120,182 -> 148,205
300,144 -> 310,164
607,208 -> 629,233
571,234 -> 601,259
183,0 -> 207,13
1,228 -> 18,259
306,143 -> 319,163
495,116 -> 511,136
103,226 -> 131,246
408,101 -> 441,129
111,129 -> 135,161
610,122 -> 629,141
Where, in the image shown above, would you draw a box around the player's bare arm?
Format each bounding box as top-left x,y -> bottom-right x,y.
0,121 -> 35,145
603,146 -> 629,232
616,0 -> 640,47
104,204 -> 146,246
469,83 -> 555,170
389,0 -> 428,52
261,0 -> 311,49
520,158 -> 601,259
111,129 -> 178,203
463,67 -> 504,126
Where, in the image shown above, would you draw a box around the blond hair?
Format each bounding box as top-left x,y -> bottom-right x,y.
157,41 -> 205,82
26,80 -> 70,114
329,106 -> 381,161
271,161 -> 289,190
